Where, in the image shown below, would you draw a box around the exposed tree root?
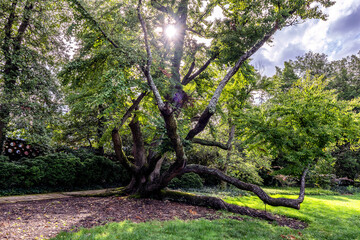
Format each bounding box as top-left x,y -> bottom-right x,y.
70,187 -> 307,229
160,189 -> 308,229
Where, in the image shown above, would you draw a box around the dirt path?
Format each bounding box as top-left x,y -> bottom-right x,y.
0,195 -> 225,239
0,189 -> 114,204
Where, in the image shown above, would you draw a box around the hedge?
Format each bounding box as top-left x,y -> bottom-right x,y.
0,152 -> 130,192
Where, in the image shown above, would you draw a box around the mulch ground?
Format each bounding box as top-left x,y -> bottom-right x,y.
0,196 -> 306,240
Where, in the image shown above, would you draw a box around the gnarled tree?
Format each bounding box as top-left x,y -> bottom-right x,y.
66,0 -> 335,211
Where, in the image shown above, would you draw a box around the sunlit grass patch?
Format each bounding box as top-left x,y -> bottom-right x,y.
224,192 -> 360,240
52,218 -> 301,240
52,189 -> 360,240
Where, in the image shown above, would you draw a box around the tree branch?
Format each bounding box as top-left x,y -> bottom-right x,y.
111,128 -> 137,172
185,27 -> 203,37
69,0 -> 119,49
184,164 -> 308,209
117,91 -> 147,129
185,22 -> 279,140
170,0 -> 188,83
129,115 -> 147,168
14,1 -> 33,51
150,0 -> 177,20
2,0 -> 18,55
226,124 -> 235,147
191,138 -> 229,150
111,92 -> 147,171
138,0 -> 165,110
157,112 -> 188,187
182,55 -> 217,85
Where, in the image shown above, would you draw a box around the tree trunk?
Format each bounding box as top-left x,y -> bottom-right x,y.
0,118 -> 6,154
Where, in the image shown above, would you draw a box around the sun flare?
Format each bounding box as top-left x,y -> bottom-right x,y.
165,25 -> 177,39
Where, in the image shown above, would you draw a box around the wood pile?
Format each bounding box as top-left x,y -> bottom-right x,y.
3,138 -> 40,160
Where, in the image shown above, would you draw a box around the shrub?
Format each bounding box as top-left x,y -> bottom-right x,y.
22,158 -> 47,187
307,172 -> 336,189
76,153 -> 130,187
0,155 -> 10,162
0,151 -> 130,193
168,173 -> 204,189
0,161 -> 27,188
35,153 -> 79,187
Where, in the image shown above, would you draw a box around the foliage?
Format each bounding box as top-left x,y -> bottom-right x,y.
332,144 -> 360,180
274,51 -> 360,180
0,152 -> 130,193
0,0 -> 71,149
55,0 -> 147,150
0,155 -> 9,162
168,172 -> 204,189
236,75 -> 360,176
0,161 -> 27,189
275,51 -> 360,101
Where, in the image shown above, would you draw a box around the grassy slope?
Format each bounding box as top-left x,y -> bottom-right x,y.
52,188 -> 360,240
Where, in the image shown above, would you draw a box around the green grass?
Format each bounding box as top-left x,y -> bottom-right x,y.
52,218 -> 301,240
51,188 -> 360,240
225,192 -> 360,240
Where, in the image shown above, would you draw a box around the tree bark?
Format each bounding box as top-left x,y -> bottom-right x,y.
183,164 -> 308,209
161,190 -> 275,221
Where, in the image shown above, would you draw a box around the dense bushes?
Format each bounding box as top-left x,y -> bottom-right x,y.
0,152 -> 130,193
168,173 -> 204,189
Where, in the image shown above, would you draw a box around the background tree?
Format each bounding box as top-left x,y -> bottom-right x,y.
0,0 -> 70,151
274,51 -> 360,180
237,75 -> 360,178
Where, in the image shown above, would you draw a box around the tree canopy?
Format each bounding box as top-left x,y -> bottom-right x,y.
4,0 -> 353,212
0,0 -> 71,149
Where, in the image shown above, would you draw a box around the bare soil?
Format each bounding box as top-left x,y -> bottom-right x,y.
0,196 -> 306,240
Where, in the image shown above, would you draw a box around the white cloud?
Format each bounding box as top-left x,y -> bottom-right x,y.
251,0 -> 360,76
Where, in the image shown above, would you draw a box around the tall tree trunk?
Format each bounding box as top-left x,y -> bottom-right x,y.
0,0 -> 34,153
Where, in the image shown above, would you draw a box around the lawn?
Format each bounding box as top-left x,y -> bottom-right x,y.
52,188 -> 360,240
225,189 -> 360,240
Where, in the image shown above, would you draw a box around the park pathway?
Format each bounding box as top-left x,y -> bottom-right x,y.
0,188 -> 115,204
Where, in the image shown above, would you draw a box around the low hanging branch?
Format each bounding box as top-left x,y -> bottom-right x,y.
183,164 -> 308,210
191,125 -> 234,150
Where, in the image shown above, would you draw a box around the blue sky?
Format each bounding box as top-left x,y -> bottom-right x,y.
250,0 -> 360,76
